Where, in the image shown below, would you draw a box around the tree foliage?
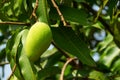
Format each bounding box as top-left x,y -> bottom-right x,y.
0,0 -> 120,80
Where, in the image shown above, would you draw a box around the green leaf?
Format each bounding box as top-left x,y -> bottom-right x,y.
94,0 -> 108,22
49,6 -> 88,25
37,66 -> 61,80
111,59 -> 120,73
77,69 -> 90,77
21,29 -> 28,46
96,33 -> 113,51
115,77 -> 120,80
6,30 -> 20,62
10,29 -> 27,61
113,24 -> 120,48
36,0 -> 48,24
10,33 -> 21,60
44,51 -> 62,67
18,46 -> 36,80
7,29 -> 36,80
6,29 -> 27,79
39,48 -> 62,68
100,46 -> 120,67
9,58 -> 23,80
0,49 -> 6,62
108,0 -> 119,19
51,26 -> 96,67
18,30 -> 36,80
26,0 -> 33,17
89,70 -> 109,80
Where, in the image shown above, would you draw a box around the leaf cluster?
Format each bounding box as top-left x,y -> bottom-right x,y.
0,0 -> 120,80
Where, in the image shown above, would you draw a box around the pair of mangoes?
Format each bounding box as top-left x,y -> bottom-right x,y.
25,22 -> 52,62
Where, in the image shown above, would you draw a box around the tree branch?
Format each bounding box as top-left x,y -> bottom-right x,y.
30,0 -> 39,21
0,21 -> 31,26
60,58 -> 76,80
51,0 -> 67,26
0,62 -> 9,66
7,64 -> 17,80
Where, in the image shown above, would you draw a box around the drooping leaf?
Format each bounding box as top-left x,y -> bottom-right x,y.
51,26 -> 96,67
10,29 -> 27,61
6,29 -> 28,79
6,30 -> 20,62
18,29 -> 36,80
18,46 -> 36,80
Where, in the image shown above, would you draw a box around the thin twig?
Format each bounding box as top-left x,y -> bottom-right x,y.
60,58 -> 76,80
0,62 -> 9,66
30,0 -> 39,20
51,0 -> 67,26
7,64 -> 17,80
0,21 -> 31,26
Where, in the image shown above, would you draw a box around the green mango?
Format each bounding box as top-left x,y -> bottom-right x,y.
25,22 -> 52,62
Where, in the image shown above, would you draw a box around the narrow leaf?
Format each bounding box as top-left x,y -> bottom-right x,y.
36,0 -> 48,23
18,47 -> 36,80
18,30 -> 36,80
9,58 -> 23,80
51,27 -> 96,67
6,31 -> 19,61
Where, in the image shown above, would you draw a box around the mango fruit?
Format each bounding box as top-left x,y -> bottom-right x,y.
25,22 -> 52,62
